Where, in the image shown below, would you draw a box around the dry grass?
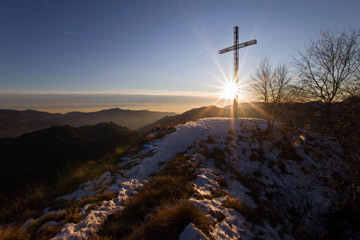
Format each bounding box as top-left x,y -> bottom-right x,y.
24,205 -> 84,239
223,196 -> 251,215
54,161 -> 120,197
249,147 -> 265,163
89,235 -> 115,240
0,184 -> 48,224
0,135 -> 139,240
196,188 -> 228,200
223,196 -> 263,226
74,192 -> 118,209
21,191 -> 113,239
98,175 -> 195,239
95,154 -> 196,239
209,209 -> 225,223
0,225 -> 30,240
52,139 -> 135,198
126,200 -> 212,240
154,125 -> 177,139
158,154 -> 196,181
276,127 -> 304,163
229,167 -> 257,195
34,224 -> 65,240
26,212 -> 65,239
201,146 -> 227,171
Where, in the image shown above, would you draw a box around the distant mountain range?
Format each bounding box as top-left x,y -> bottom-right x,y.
0,122 -> 139,195
0,108 -> 176,138
0,101 -> 345,139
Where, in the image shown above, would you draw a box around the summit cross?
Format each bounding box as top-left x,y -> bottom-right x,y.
219,26 -> 257,118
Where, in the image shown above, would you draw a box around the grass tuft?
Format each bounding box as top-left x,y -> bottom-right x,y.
95,153 -> 196,239
0,225 -> 30,240
35,224 -> 65,240
126,200 -> 212,240
54,161 -> 120,197
223,196 -> 263,226
0,184 -> 48,224
97,175 -> 195,239
73,192 -> 118,210
201,146 -> 227,171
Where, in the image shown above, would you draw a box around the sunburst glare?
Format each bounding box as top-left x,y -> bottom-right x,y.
219,80 -> 240,100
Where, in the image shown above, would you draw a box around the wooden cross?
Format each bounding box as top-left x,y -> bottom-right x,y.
219,26 -> 257,118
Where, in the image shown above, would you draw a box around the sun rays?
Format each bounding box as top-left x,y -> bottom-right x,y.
219,81 -> 239,100
177,0 -> 268,125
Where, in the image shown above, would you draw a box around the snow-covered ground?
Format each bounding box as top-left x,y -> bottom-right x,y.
43,118 -> 342,239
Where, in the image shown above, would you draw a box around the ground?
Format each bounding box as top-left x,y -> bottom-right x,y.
19,118 -> 343,239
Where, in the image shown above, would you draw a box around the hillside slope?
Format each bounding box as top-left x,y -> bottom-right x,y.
137,106 -> 231,133
0,108 -> 175,138
5,118 -> 350,239
0,122 -> 139,195
137,105 -> 265,134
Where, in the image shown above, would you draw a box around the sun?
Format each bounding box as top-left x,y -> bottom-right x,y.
220,81 -> 240,100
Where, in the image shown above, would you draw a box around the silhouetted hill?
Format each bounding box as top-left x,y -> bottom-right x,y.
138,104 -> 264,133
137,105 -> 228,133
0,108 -> 175,138
137,101 -> 353,134
0,109 -> 60,121
57,108 -> 176,129
0,122 -> 139,195
0,118 -> 29,138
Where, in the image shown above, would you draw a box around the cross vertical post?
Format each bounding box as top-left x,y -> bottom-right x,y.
219,26 -> 257,119
233,26 -> 239,118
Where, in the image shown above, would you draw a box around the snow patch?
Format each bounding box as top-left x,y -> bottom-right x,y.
179,223 -> 210,240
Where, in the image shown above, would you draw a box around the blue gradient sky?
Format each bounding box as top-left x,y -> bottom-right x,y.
1,0 -> 359,113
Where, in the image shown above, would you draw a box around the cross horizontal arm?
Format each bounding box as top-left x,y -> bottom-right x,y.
219,39 -> 257,54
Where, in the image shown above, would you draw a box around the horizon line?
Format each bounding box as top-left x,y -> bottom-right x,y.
0,89 -> 221,98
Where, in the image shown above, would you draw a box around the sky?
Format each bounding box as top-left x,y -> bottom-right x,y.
1,0 -> 359,113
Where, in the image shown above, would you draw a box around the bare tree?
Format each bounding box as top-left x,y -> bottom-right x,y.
294,28 -> 360,205
294,28 -> 360,109
251,57 -> 291,132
